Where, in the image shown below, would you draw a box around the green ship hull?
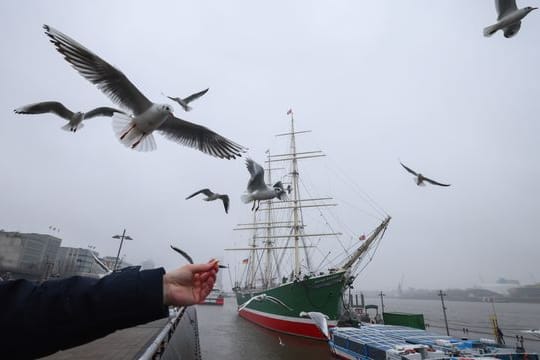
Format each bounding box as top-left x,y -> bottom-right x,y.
235,270 -> 348,339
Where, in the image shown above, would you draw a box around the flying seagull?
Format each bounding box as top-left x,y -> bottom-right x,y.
241,158 -> 287,211
186,188 -> 230,214
164,88 -> 209,112
400,162 -> 450,187
484,0 -> 537,38
90,252 -> 112,276
237,294 -> 293,312
43,25 -> 246,157
14,101 -> 125,132
170,245 -> 227,268
299,311 -> 330,339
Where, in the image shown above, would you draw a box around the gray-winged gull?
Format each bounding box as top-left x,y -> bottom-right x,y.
186,188 -> 230,214
400,162 -> 450,187
164,88 -> 209,112
241,158 -> 287,211
14,101 -> 124,132
299,311 -> 330,339
43,25 -> 246,157
484,0 -> 536,38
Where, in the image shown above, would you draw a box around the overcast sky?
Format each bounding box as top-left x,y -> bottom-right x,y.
1,1 -> 539,291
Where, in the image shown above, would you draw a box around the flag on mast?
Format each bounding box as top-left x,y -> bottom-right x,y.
286,108 -> 293,115
359,234 -> 366,241
242,258 -> 249,264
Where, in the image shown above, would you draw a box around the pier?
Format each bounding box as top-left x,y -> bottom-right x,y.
42,307 -> 201,360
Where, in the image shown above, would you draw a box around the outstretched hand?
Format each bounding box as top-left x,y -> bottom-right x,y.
163,260 -> 219,306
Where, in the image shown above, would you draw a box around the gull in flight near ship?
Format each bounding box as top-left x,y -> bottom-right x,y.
241,158 -> 287,211
163,88 -> 209,112
300,311 -> 330,339
170,245 -> 227,268
484,0 -> 537,38
91,252 -> 112,277
237,294 -> 293,312
186,188 -> 230,214
400,162 -> 451,187
14,101 -> 124,132
43,25 -> 246,157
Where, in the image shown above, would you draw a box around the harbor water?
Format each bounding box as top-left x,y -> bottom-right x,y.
196,296 -> 540,359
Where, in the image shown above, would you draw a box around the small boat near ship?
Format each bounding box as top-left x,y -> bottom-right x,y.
202,288 -> 225,305
226,112 -> 391,339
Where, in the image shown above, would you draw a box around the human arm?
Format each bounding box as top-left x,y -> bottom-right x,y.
1,265 -> 199,359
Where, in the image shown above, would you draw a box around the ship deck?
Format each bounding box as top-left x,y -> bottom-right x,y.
41,317 -> 168,360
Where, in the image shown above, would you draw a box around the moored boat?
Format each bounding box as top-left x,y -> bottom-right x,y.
202,288 -> 225,305
329,324 -> 539,360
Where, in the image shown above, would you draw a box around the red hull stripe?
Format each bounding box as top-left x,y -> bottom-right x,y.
239,308 -> 335,340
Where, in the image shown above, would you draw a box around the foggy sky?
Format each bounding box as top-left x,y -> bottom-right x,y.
1,1 -> 538,291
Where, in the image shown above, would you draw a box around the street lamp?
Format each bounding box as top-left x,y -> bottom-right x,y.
112,229 -> 133,271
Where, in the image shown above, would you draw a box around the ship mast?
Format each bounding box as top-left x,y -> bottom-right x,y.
264,149 -> 274,288
339,216 -> 391,271
289,114 -> 302,276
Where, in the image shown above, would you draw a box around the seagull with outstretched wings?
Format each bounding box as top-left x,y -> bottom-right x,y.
164,88 -> 209,112
14,101 -> 124,132
484,0 -> 536,38
400,162 -> 450,187
90,252 -> 112,277
43,25 -> 246,156
186,188 -> 230,214
170,245 -> 228,268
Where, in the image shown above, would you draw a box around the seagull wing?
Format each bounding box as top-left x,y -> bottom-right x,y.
186,188 -> 214,199
220,195 -> 230,214
246,158 -> 266,193
400,162 -> 418,176
166,95 -> 182,103
182,88 -> 209,105
14,101 -> 74,120
157,116 -> 246,159
91,252 -> 112,273
496,0 -> 518,20
84,106 -> 126,119
308,312 -> 330,339
43,25 -> 153,115
423,176 -> 451,187
503,21 -> 521,37
170,245 -> 194,264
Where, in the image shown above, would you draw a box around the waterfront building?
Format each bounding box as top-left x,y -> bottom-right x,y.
0,230 -> 61,280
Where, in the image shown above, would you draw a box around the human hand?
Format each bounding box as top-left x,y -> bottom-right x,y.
163,259 -> 219,306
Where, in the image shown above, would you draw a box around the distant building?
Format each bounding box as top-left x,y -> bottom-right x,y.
101,256 -> 132,271
54,247 -> 104,277
508,283 -> 540,300
0,231 -> 61,280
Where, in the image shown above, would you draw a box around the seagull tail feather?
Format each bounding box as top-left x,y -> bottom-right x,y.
112,113 -> 157,152
241,194 -> 252,204
61,122 -> 84,132
483,23 -> 499,37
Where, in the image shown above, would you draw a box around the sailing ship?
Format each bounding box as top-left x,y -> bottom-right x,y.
226,112 -> 391,340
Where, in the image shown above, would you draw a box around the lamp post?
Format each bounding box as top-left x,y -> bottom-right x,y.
438,290 -> 450,336
112,229 -> 133,271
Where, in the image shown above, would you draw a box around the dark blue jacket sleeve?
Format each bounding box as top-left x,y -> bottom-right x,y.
0,267 -> 169,359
